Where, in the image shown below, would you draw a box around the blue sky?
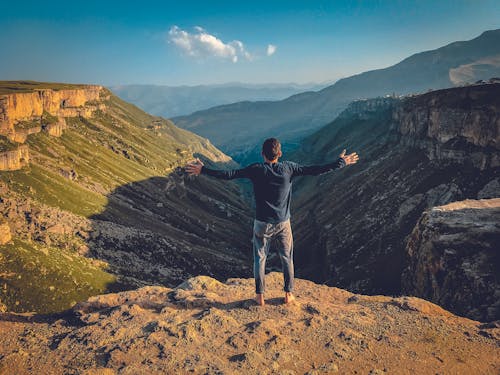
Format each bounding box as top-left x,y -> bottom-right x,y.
1,0 -> 499,86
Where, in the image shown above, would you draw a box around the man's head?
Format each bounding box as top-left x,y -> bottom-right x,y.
262,138 -> 282,162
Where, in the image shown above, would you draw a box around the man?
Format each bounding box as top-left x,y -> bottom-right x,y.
185,138 -> 359,306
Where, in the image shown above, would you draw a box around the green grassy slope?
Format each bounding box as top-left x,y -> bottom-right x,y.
0,239 -> 116,313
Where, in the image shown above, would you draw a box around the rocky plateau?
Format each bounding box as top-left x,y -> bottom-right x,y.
0,273 -> 498,375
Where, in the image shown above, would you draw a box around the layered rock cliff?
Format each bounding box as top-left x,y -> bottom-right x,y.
402,198 -> 500,322
0,273 -> 498,374
0,84 -> 107,132
291,83 -> 499,321
394,83 -> 500,169
0,83 -> 109,170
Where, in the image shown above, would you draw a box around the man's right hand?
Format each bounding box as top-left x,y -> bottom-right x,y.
185,158 -> 204,176
339,149 -> 359,165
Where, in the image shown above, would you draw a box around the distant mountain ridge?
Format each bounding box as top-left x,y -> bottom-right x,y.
173,29 -> 500,163
111,82 -> 327,118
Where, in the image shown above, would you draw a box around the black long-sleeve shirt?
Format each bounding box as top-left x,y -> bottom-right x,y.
201,158 -> 346,223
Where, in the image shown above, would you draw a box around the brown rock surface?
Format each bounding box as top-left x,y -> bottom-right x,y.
394,83 -> 500,169
0,220 -> 11,244
0,273 -> 498,374
43,117 -> 67,137
0,85 -> 107,131
0,144 -> 29,170
402,198 -> 500,322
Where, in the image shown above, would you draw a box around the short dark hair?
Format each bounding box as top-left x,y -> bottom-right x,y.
262,138 -> 281,160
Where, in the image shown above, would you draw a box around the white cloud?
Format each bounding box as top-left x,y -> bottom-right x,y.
267,44 -> 277,56
168,25 -> 252,63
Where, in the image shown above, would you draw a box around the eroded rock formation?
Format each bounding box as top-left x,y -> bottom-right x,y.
394,83 -> 500,169
0,85 -> 108,170
0,144 -> 29,171
402,198 -> 500,321
0,85 -> 107,132
0,219 -> 11,245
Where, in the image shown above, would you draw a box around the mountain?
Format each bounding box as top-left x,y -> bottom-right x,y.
173,29 -> 500,163
290,82 -> 499,321
0,272 -> 498,374
111,82 -> 327,118
0,81 -> 252,314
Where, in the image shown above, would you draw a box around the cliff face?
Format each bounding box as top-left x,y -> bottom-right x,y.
402,199 -> 500,322
0,144 -> 29,170
0,273 -> 498,375
0,85 -> 107,132
291,83 -> 499,310
0,85 -> 108,170
394,84 -> 500,169
0,219 -> 11,245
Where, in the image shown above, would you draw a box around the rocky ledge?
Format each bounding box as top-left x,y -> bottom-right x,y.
402,198 -> 500,322
0,273 -> 498,374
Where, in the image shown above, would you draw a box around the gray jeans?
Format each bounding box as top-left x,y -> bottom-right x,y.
253,218 -> 294,294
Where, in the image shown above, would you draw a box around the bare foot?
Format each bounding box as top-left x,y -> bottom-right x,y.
284,292 -> 295,304
255,294 -> 265,306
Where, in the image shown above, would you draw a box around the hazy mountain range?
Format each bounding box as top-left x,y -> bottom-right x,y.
173,29 -> 500,163
111,82 -> 328,118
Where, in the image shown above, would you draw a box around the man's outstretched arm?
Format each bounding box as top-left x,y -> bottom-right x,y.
185,158 -> 253,180
292,149 -> 359,177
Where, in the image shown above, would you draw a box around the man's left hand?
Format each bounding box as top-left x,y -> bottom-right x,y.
339,149 -> 359,165
185,158 -> 204,176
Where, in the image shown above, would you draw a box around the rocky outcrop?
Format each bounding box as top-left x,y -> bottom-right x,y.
394,83 -> 500,169
0,86 -> 108,143
340,96 -> 398,120
0,219 -> 11,244
42,116 -> 67,137
0,273 -> 499,374
0,86 -> 108,170
0,144 -> 29,170
8,123 -> 41,143
0,85 -> 107,130
402,199 -> 500,322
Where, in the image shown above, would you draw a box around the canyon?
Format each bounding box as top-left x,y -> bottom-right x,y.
291,82 -> 499,321
0,79 -> 498,374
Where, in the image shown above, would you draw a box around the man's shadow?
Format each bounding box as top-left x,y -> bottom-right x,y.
86,158 -> 255,293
